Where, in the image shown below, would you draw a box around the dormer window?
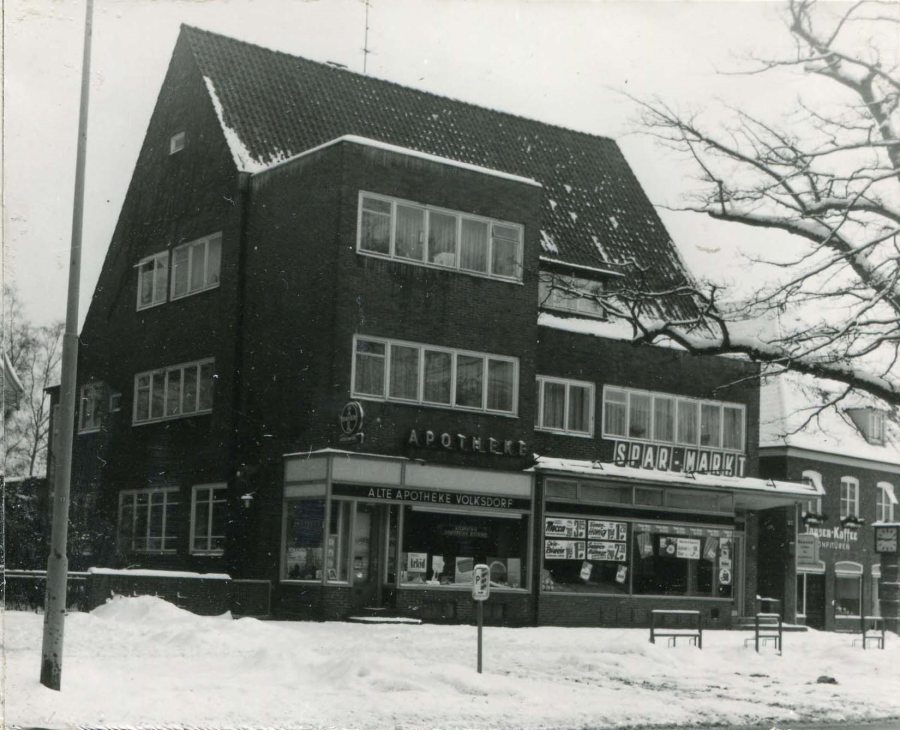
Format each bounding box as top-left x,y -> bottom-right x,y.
847,408 -> 886,445
538,272 -> 605,318
170,132 -> 186,155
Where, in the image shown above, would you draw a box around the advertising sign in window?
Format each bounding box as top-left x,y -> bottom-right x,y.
545,517 -> 586,538
545,539 -> 586,560
587,520 -> 627,541
587,541 -> 627,562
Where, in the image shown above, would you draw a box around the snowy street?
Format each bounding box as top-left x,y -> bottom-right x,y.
4,596 -> 899,729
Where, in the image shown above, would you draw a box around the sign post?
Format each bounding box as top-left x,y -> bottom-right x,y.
472,563 -> 490,673
874,524 -> 900,636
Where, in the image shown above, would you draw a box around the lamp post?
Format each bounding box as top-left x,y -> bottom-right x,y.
40,0 -> 94,691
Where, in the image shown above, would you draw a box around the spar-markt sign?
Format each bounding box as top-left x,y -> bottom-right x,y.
612,440 -> 748,477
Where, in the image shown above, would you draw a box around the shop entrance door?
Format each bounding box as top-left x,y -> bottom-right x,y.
352,502 -> 384,610
805,573 -> 826,630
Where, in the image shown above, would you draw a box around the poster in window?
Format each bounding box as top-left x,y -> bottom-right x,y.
545,517 -> 586,539
454,557 -> 474,584
660,536 -> 678,556
636,532 -> 653,559
544,539 -> 585,560
407,552 -> 428,573
588,520 -> 627,541
616,565 -> 627,584
587,541 -> 627,562
703,536 -> 719,562
676,538 -> 701,560
580,561 -> 593,580
432,555 -> 445,575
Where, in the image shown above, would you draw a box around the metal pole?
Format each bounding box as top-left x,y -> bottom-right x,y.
477,601 -> 483,674
40,0 -> 94,691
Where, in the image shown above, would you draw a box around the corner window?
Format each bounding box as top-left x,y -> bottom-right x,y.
536,376 -> 594,436
538,273 -> 605,318
191,484 -> 227,554
133,359 -> 214,424
170,132 -> 186,155
357,192 -> 523,282
877,482 -> 896,522
840,477 -> 859,519
136,252 -> 169,310
171,233 -> 222,299
117,487 -> 180,553
79,382 -> 104,433
284,499 -> 326,581
352,335 -> 518,415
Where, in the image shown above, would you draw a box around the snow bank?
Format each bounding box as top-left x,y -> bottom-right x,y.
5,597 -> 900,728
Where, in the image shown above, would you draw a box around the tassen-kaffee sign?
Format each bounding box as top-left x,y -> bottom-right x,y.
612,440 -> 748,477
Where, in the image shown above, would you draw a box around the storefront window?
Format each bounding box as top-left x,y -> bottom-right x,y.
543,518 -> 629,594
631,525 -> 733,598
284,499 -> 325,580
400,507 -> 528,589
835,574 -> 861,617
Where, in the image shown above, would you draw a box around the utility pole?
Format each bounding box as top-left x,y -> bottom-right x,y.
40,0 -> 94,691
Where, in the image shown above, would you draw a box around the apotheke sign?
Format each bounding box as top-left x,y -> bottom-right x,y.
612,440 -> 747,478
332,482 -> 531,511
408,429 -> 527,457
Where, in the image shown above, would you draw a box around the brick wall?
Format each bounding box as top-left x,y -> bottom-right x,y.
537,594 -> 732,628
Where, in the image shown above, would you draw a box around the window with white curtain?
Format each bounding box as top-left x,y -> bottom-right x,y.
602,386 -> 745,452
136,252 -> 169,310
352,335 -> 518,415
536,376 -> 594,435
357,192 -> 523,281
840,477 -> 859,519
171,232 -> 222,299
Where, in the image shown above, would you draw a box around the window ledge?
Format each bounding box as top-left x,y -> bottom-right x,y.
541,591 -> 733,601
399,584 -> 528,593
190,550 -> 225,557
133,409 -> 213,427
357,250 -> 524,286
78,427 -> 101,435
136,300 -> 167,312
351,393 -> 519,419
536,427 -> 594,439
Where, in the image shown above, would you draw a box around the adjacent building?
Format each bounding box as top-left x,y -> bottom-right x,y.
64,25 -> 819,626
759,373 -> 900,631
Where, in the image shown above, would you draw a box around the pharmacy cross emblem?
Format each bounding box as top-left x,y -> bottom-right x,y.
339,401 -> 365,436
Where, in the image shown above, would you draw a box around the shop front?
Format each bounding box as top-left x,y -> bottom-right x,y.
278,449 -> 535,624
534,458 -> 822,628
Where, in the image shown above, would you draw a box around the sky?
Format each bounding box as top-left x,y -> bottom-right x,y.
3,0 -> 850,327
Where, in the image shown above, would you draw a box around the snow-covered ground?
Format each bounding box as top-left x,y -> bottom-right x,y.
4,596 -> 899,729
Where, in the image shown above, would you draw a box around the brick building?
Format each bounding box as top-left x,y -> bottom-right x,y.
759,372 -> 900,631
63,25 -> 819,626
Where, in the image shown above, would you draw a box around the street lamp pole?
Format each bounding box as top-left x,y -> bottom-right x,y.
40,0 -> 94,691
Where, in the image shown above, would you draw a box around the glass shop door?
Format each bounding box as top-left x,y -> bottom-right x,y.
352,502 -> 384,610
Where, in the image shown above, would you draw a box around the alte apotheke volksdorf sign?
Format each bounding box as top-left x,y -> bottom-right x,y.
408,429 -> 528,457
612,440 -> 748,478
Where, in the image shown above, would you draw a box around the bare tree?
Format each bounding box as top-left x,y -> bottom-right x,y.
595,0 -> 900,406
4,285 -> 63,477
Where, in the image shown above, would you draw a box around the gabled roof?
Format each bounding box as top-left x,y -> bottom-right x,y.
181,25 -> 698,320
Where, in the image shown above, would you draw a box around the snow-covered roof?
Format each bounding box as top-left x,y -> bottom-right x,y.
181,24 -> 701,322
535,456 -> 823,499
88,568 -> 231,580
539,256 -> 623,278
760,371 -> 900,468
538,312 -> 687,351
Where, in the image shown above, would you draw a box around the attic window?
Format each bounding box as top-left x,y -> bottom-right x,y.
538,272 -> 605,319
848,408 -> 886,445
170,132 -> 186,155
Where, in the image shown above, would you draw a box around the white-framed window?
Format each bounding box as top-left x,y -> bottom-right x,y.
602,386 -> 745,452
136,251 -> 169,310
535,376 -> 594,436
171,232 -> 222,300
117,487 -> 180,553
170,131 -> 186,154
357,192 -> 524,282
133,358 -> 215,424
351,335 -> 518,415
877,482 -> 896,522
191,484 -> 227,555
109,392 -> 122,413
78,382 -> 104,433
835,561 -> 863,618
869,411 -> 886,445
538,272 -> 605,318
800,470 -> 823,514
840,476 -> 859,519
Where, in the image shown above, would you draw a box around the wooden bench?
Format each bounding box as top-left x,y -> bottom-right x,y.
744,612 -> 783,654
852,616 -> 885,650
650,609 -> 702,649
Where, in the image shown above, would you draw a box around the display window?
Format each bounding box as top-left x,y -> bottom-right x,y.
542,514 -> 733,598
400,507 -> 529,589
284,499 -> 325,581
835,574 -> 862,617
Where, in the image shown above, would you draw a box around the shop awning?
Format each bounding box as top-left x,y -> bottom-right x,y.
533,456 -> 823,510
